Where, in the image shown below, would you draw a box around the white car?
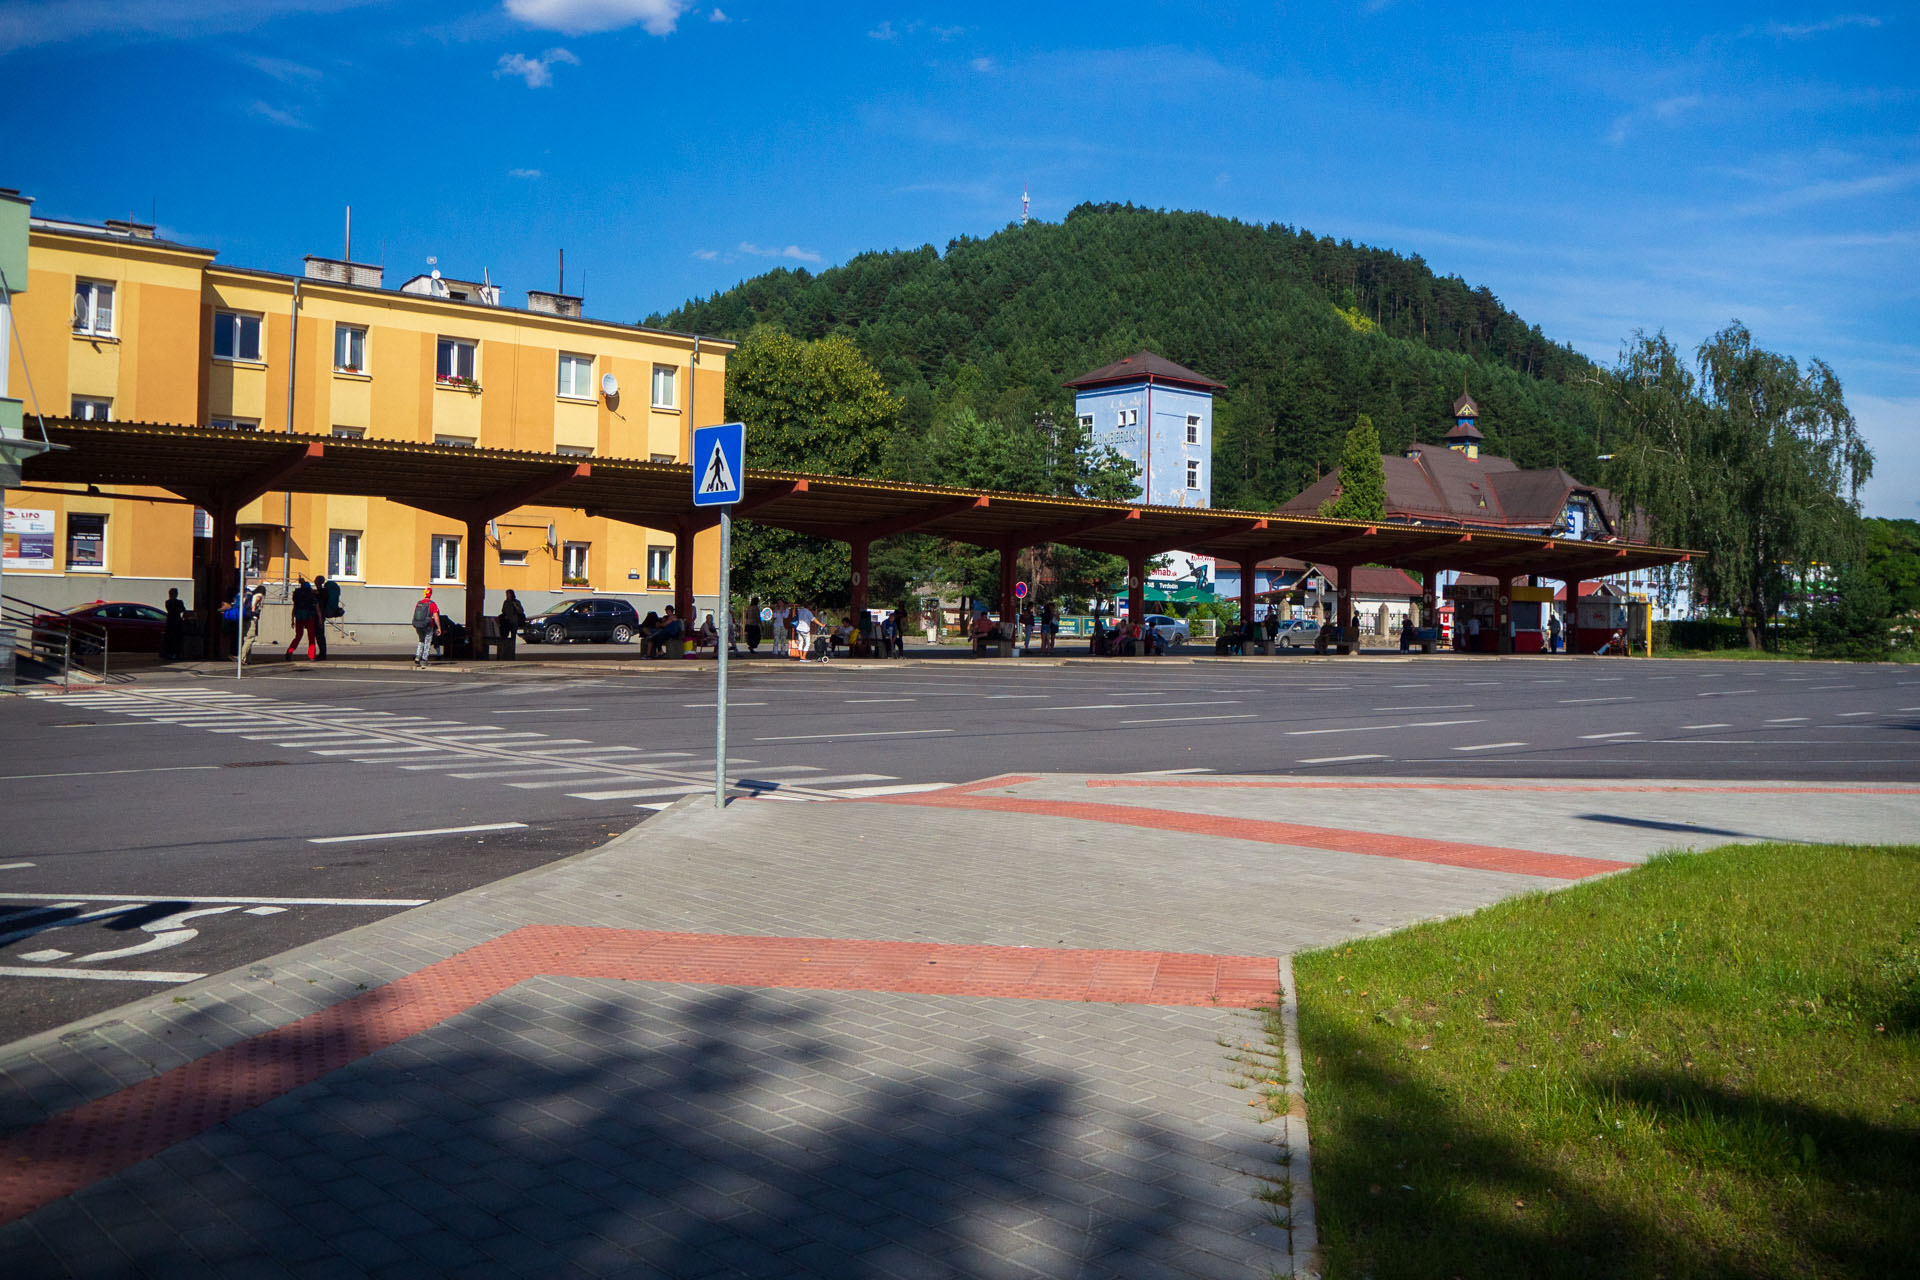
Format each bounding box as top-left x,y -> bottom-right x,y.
1143,614 -> 1191,650
1277,618 -> 1323,648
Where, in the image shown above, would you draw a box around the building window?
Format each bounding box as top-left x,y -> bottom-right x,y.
213,310 -> 263,362
331,425 -> 366,439
499,549 -> 529,567
328,530 -> 362,579
648,453 -> 675,463
646,545 -> 671,588
651,364 -> 677,409
1186,414 -> 1201,444
557,352 -> 594,400
66,514 -> 106,570
1186,460 -> 1201,490
1077,414 -> 1093,431
556,444 -> 594,457
71,397 -> 112,421
72,280 -> 115,336
436,337 -> 477,386
334,324 -> 367,374
1116,408 -> 1138,428
431,535 -> 461,583
433,434 -> 476,448
210,417 -> 259,432
562,542 -> 590,584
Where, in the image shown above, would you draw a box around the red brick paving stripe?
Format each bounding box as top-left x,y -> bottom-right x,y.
1086,779 -> 1920,795
0,925 -> 1274,1226
861,791 -> 1631,879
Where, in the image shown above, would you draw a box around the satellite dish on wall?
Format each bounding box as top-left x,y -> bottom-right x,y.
601,372 -> 619,398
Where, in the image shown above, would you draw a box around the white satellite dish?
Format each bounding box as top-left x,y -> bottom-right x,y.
601,372 -> 619,398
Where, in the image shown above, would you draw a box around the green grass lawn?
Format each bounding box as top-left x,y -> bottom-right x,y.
1292,843 -> 1920,1279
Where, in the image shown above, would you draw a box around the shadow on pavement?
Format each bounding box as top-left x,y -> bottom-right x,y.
1574,812 -> 1760,839
8,983 -> 1263,1278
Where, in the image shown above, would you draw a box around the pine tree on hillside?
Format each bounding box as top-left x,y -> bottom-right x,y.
1318,414 -> 1388,521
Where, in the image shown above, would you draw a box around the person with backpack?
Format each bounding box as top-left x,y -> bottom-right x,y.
286,576 -> 320,661
411,588 -> 442,668
496,589 -> 527,660
316,573 -> 343,659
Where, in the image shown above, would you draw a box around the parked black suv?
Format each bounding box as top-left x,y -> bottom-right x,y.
521,598 -> 641,644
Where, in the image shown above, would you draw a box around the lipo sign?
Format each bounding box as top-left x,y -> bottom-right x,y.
3,507 -> 55,570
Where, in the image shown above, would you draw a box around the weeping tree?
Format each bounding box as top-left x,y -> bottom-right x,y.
1598,323 -> 1872,648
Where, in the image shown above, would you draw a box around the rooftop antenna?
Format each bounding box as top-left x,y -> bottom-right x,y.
344,205 -> 352,264
559,247 -> 564,295
1021,185 -> 1030,226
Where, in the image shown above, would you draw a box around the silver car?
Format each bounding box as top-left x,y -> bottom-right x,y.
1277,618 -> 1322,648
1143,613 -> 1191,650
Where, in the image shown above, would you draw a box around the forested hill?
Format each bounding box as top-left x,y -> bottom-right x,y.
649,203 -> 1604,508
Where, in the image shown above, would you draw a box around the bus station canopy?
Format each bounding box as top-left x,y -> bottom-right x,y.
23,420 -> 1697,584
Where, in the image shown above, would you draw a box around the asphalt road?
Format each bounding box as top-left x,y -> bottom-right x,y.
4,650 -> 1917,1039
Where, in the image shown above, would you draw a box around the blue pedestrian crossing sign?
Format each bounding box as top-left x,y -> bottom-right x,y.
692,421 -> 745,507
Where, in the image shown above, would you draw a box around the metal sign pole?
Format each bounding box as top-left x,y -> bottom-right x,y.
715,508 -> 731,810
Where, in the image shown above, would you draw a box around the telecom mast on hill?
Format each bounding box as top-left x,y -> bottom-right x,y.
1022,186 -> 1030,226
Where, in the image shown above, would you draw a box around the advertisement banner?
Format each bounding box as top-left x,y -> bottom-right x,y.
3,507 -> 55,571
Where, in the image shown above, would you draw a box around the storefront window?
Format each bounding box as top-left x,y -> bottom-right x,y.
66,514 -> 106,570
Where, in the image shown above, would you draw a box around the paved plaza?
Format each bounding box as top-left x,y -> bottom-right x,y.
6,764 -> 1916,1278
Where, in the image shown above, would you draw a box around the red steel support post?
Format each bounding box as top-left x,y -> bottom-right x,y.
1421,571 -> 1440,654
850,540 -> 870,649
674,527 -> 696,631
1333,562 -> 1354,654
1496,575 -> 1514,655
1127,553 -> 1147,649
999,546 -> 1018,634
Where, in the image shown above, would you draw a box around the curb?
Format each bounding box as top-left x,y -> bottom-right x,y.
1277,954 -> 1322,1280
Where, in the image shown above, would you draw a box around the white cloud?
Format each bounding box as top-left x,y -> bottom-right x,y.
508,167 -> 543,178
1763,13 -> 1882,39
708,7 -> 728,21
869,20 -> 898,40
1852,393 -> 1920,519
692,248 -> 720,260
240,53 -> 323,82
0,0 -> 383,54
495,47 -> 579,88
503,0 -> 690,37
739,241 -> 823,264
970,56 -> 994,73
1605,93 -> 1706,145
248,99 -> 311,129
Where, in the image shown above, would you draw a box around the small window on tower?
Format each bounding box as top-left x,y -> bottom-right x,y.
1185,414 -> 1200,444
1186,460 -> 1201,490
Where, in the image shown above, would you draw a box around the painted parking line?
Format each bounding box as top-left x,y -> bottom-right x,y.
0,862 -> 34,871
1559,696 -> 1634,704
490,706 -> 594,714
1681,723 -> 1731,729
309,822 -> 528,845
1297,754 -> 1390,765
1452,741 -> 1528,752
1120,713 -> 1259,724
1580,731 -> 1640,740
754,729 -> 954,742
0,965 -> 207,983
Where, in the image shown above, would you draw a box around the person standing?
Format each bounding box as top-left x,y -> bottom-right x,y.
411,586 -> 442,668
745,596 -> 763,654
1548,612 -> 1562,654
1399,615 -> 1413,653
286,576 -> 320,661
312,574 -> 330,660
161,587 -> 187,661
318,573 -> 343,658
496,589 -> 526,660
1020,604 -> 1036,654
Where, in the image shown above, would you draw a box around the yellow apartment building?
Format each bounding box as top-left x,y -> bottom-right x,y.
4,209 -> 731,643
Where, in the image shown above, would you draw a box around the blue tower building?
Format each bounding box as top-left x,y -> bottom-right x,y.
1064,350 -> 1224,507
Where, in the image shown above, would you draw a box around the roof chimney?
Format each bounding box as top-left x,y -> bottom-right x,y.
303,255 -> 385,288
526,289 -> 583,318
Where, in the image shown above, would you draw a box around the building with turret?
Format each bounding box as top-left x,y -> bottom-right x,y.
1065,350 -> 1222,507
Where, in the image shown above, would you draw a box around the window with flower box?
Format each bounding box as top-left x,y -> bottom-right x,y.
436,337 -> 478,388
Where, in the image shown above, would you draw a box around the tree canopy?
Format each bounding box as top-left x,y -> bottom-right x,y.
1318,414 -> 1388,521
1599,323 -> 1873,647
652,203 -> 1607,510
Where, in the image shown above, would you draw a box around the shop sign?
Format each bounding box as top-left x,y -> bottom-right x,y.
3,507 -> 55,570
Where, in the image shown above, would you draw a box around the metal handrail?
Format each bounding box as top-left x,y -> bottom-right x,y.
2,593 -> 111,683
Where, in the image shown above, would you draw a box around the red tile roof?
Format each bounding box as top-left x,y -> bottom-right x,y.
1064,349 -> 1226,392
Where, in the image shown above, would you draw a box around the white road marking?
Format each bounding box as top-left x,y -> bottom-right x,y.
834,782 -> 952,797
1119,714 -> 1260,725
1766,717 -> 1810,724
845,698 -> 916,703
1681,723 -> 1732,729
739,773 -> 893,787
1559,696 -> 1634,704
310,822 -> 527,845
491,706 -> 593,714
1452,742 -> 1528,752
1698,689 -> 1758,697
243,906 -> 287,916
755,729 -> 954,741
1298,754 -> 1390,765
0,765 -> 221,782
0,892 -> 433,906
0,862 -> 35,871
567,784 -> 711,801
1371,703 -> 1474,711
1838,711 -> 1874,717
0,965 -> 206,983
445,766 -> 597,779
984,694 -> 1051,699
309,745 -> 447,756
18,949 -> 70,962
1287,718 -> 1483,736
683,702 -> 767,708
1580,731 -> 1640,740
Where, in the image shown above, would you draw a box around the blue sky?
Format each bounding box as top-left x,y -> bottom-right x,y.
4,1 -> 1914,515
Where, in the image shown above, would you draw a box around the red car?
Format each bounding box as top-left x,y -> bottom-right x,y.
33,601 -> 170,654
